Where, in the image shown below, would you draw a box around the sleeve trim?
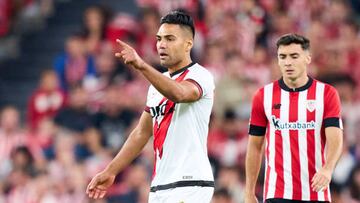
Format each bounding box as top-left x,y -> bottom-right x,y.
185,79 -> 203,98
144,106 -> 150,113
249,124 -> 266,136
324,117 -> 342,129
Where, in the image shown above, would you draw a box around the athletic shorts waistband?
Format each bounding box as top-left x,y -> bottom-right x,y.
150,180 -> 215,192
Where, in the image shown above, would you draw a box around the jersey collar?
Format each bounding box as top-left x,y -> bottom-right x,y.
170,62 -> 196,78
278,76 -> 313,92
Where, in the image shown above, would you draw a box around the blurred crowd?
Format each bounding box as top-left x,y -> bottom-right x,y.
0,0 -> 55,60
1,0 -> 360,202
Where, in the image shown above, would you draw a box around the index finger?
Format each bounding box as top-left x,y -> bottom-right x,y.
116,39 -> 132,49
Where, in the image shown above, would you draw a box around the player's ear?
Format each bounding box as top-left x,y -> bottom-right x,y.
305,51 -> 311,64
185,39 -> 193,52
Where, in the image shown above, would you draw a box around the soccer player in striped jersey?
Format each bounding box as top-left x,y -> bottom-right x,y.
245,34 -> 343,203
86,11 -> 215,202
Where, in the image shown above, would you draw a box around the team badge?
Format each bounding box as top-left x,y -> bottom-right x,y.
306,100 -> 316,112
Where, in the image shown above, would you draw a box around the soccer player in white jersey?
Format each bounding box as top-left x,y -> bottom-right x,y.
86,10 -> 215,202
245,34 -> 343,203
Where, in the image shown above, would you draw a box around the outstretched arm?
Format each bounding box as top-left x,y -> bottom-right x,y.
86,111 -> 153,199
115,39 -> 201,103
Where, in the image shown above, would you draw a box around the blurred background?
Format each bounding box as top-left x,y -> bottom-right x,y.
0,0 -> 360,202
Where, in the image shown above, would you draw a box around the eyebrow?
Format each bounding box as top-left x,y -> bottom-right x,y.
156,34 -> 176,39
278,53 -> 300,57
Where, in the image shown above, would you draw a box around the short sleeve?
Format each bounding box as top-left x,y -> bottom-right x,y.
184,66 -> 215,98
145,85 -> 154,113
323,85 -> 343,129
248,88 -> 268,136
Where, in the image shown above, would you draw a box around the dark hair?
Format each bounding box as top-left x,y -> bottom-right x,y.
11,146 -> 34,164
276,33 -> 310,50
82,5 -> 112,39
160,10 -> 195,38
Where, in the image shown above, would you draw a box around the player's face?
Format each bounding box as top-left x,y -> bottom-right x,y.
277,43 -> 311,81
156,23 -> 193,68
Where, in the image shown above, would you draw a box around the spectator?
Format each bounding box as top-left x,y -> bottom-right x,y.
27,118 -> 56,160
54,33 -> 96,92
85,42 -> 133,112
108,163 -> 150,203
6,168 -> 35,203
92,86 -> 137,153
93,41 -> 133,87
213,54 -> 246,117
137,7 -> 161,67
84,128 -> 112,178
208,109 -> 248,168
54,85 -> 93,134
243,45 -> 271,86
0,106 -> 27,178
202,40 -> 226,82
9,146 -> 36,176
81,5 -> 112,55
27,69 -> 66,130
216,165 -> 245,203
106,12 -> 139,48
47,133 -> 87,202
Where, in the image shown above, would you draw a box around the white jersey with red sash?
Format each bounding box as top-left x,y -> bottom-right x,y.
145,62 -> 215,189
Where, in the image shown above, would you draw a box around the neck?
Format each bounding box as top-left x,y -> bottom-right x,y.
283,75 -> 309,89
168,57 -> 192,75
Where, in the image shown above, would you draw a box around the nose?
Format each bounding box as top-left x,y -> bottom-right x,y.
284,58 -> 292,67
157,40 -> 166,50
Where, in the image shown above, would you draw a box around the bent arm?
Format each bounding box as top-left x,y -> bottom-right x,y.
139,62 -> 201,103
245,135 -> 265,196
105,112 -> 153,175
115,39 -> 201,103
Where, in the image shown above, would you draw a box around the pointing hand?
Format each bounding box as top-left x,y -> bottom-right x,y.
115,39 -> 145,70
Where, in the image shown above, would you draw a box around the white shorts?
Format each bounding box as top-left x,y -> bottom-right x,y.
148,186 -> 214,203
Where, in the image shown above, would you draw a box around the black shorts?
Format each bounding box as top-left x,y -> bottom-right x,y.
265,198 -> 329,203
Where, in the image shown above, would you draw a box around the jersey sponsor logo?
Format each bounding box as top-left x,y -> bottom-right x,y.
271,116 -> 316,130
149,103 -> 174,119
149,103 -> 167,118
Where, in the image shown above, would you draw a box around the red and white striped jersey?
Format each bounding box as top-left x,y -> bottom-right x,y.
145,62 -> 215,187
249,77 -> 342,202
